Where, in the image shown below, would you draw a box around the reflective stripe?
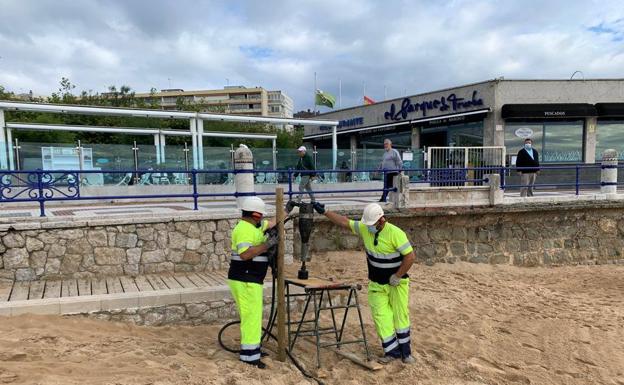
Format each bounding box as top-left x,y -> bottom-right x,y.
398,337 -> 410,344
352,220 -> 361,235
241,343 -> 260,350
368,259 -> 402,269
382,334 -> 397,344
396,326 -> 410,334
383,341 -> 399,352
396,242 -> 411,253
365,248 -> 400,259
237,242 -> 253,249
231,253 -> 269,263
240,353 -> 262,362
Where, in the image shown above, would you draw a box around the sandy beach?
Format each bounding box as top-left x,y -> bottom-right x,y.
0,251 -> 622,385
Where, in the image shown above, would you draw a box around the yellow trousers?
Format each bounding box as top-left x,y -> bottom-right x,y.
228,279 -> 263,362
368,279 -> 411,357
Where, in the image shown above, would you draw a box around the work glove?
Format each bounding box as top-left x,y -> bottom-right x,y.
389,274 -> 401,287
312,201 -> 326,215
265,234 -> 279,249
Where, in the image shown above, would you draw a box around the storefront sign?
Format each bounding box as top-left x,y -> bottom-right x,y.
337,117 -> 363,128
501,103 -> 596,119
318,117 -> 364,131
514,127 -> 534,138
384,90 -> 484,121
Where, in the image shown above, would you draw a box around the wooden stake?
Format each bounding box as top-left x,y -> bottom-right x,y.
276,187 -> 287,362
330,348 -> 383,371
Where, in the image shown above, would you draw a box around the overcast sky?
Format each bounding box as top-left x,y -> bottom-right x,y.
0,0 -> 623,111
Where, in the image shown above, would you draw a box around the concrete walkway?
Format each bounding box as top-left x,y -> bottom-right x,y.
0,196 -> 381,220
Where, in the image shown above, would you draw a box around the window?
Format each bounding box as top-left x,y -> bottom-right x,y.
447,122 -> 483,147
504,121 -> 583,163
596,120 -> 624,160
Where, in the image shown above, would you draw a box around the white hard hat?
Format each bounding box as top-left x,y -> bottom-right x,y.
240,196 -> 267,215
361,203 -> 384,226
297,146 -> 306,152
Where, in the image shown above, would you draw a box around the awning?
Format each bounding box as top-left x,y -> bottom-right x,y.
595,103 -> 624,117
501,103 -> 597,119
304,108 -> 491,139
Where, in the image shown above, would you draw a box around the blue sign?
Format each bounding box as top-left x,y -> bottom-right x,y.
337,117 -> 363,128
319,116 -> 363,131
384,90 -> 484,121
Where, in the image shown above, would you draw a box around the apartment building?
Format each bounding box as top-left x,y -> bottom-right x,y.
134,86 -> 294,121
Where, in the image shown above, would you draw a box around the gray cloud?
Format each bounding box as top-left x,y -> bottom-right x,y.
0,0 -> 623,110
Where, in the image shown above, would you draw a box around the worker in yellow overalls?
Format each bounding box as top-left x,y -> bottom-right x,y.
313,202 -> 416,364
228,197 -> 277,369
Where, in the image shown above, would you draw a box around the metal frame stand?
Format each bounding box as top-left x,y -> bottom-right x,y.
285,277 -> 370,368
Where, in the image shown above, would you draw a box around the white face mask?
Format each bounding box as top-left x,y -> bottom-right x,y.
367,225 -> 378,234
524,143 -> 532,150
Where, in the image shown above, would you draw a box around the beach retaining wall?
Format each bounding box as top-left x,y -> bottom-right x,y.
0,214 -> 294,282
306,201 -> 624,267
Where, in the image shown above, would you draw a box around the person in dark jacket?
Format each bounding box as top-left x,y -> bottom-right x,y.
293,146 -> 316,202
516,138 -> 540,197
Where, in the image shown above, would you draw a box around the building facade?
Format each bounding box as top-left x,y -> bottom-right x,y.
134,86 -> 294,121
304,79 -> 624,168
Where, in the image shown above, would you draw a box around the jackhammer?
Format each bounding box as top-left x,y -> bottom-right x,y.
286,200 -> 315,280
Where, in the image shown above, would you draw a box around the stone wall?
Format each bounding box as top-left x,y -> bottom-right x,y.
307,201 -> 624,267
81,288 -> 344,326
0,214 -> 294,282
84,298 -> 248,326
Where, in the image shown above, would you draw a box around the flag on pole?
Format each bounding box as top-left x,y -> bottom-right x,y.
363,95 -> 375,105
315,89 -> 336,108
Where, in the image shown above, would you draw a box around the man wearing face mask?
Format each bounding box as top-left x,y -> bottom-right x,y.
228,197 -> 278,369
312,202 -> 416,364
516,138 -> 540,197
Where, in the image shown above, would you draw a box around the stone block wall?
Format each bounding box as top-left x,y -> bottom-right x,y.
308,202 -> 624,267
0,215 -> 294,282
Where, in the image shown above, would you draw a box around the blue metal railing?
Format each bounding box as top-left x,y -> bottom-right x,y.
0,168 -> 396,217
500,164 -> 604,196
0,163 -> 617,217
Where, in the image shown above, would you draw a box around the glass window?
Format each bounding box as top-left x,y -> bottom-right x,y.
543,122 -> 583,162
504,120 -> 583,163
596,120 -> 624,160
448,121 -> 483,147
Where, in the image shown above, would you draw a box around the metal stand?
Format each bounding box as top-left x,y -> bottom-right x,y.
285,277 -> 370,368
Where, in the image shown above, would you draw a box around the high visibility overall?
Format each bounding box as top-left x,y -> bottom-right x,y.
228,219 -> 270,364
349,220 -> 413,358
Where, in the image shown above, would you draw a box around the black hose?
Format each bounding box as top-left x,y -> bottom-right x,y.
218,319 -> 324,385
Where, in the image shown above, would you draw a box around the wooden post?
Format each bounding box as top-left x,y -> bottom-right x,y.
276,187 -> 287,362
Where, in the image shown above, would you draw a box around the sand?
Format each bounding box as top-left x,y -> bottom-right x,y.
0,251 -> 623,385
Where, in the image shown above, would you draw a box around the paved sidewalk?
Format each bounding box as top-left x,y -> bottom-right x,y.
0,196 -> 380,220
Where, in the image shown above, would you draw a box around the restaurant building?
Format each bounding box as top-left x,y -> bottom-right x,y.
304,79 -> 624,168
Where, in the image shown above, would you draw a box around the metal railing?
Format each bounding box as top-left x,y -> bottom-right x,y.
0,168 -> 396,217
501,164 -> 604,196
0,164 -> 619,217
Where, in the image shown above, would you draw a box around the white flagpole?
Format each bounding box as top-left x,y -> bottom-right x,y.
363,82 -> 366,104
339,79 -> 342,108
314,72 -> 317,111
384,85 -> 387,100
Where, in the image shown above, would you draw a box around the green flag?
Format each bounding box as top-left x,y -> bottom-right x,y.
315,89 -> 336,108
